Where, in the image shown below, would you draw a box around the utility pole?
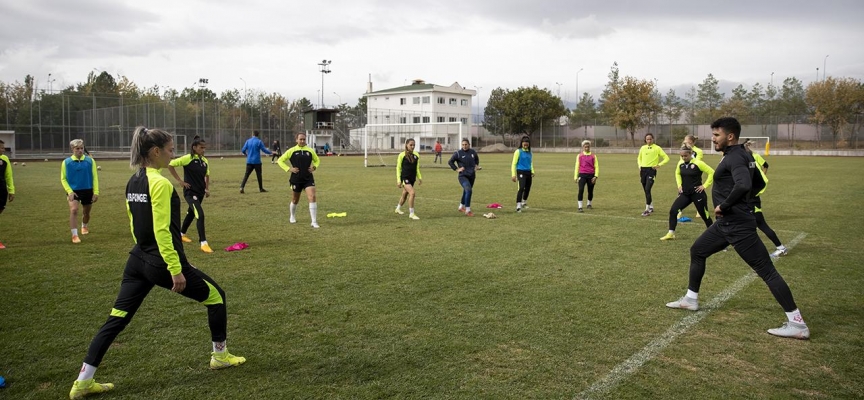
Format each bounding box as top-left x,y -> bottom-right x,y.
318,60 -> 332,108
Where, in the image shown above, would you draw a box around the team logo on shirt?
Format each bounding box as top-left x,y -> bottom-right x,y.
690,164 -> 696,170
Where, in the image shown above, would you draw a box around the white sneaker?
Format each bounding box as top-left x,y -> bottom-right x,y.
311,222 -> 320,229
666,296 -> 699,311
767,321 -> 810,340
395,208 -> 405,215
770,245 -> 788,258
289,217 -> 297,224
409,213 -> 420,220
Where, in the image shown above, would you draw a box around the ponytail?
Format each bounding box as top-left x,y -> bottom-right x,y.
130,126 -> 173,168
190,135 -> 205,155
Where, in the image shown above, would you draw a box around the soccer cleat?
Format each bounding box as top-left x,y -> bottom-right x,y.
770,245 -> 788,258
72,235 -> 81,244
201,243 -> 214,253
578,208 -> 583,213
0,241 -> 5,249
666,296 -> 699,311
395,208 -> 405,215
648,208 -> 654,214
239,188 -> 245,194
311,222 -> 320,229
289,217 -> 297,224
522,203 -> 529,209
676,211 -> 683,219
259,188 -> 268,193
210,351 -> 247,370
641,210 -> 650,217
465,211 -> 475,217
69,378 -> 114,399
660,232 -> 676,241
409,213 -> 420,220
516,207 -> 521,213
767,321 -> 810,340
586,204 -> 592,210
181,235 -> 192,243
81,227 -> 90,235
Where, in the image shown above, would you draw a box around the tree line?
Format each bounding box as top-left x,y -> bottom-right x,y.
485,62 -> 864,148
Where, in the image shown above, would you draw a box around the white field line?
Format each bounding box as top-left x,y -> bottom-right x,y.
574,232 -> 808,400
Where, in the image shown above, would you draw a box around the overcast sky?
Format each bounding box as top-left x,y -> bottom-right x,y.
1,0 -> 861,108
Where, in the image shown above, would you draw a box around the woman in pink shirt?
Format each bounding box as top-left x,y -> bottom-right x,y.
574,140 -> 599,212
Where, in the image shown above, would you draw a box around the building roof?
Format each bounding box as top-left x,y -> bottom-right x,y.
369,83 -> 436,95
367,81 -> 476,96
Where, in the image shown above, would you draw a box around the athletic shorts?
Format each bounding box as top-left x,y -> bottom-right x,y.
291,180 -> 315,193
0,187 -> 7,209
401,177 -> 416,186
71,189 -> 95,205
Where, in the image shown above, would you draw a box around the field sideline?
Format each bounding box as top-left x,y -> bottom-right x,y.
2,152 -> 863,399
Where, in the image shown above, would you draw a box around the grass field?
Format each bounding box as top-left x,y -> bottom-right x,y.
1,151 -> 863,399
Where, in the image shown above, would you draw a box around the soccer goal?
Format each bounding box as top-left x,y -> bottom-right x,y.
740,136 -> 771,156
361,122 -> 464,167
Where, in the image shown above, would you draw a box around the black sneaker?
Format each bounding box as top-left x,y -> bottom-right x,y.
240,188 -> 245,194
260,188 -> 268,193
578,208 -> 584,213
587,204 -> 592,209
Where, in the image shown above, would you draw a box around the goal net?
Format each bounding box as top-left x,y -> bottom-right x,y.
361,122 -> 464,167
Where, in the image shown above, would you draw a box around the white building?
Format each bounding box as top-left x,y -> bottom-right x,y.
360,79 -> 476,152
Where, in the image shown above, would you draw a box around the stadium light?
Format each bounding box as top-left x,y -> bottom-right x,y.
576,68 -> 584,100
823,55 -> 829,81
318,60 -> 331,108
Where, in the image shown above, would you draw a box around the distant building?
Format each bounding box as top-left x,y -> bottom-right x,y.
359,79 -> 476,152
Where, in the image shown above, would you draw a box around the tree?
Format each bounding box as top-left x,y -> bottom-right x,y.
806,77 -> 862,148
483,87 -> 509,141
483,86 -> 567,144
662,89 -> 685,145
696,73 -> 724,123
599,62 -> 621,141
569,92 -> 598,139
605,76 -> 661,146
778,77 -> 807,146
720,84 -> 750,123
684,86 -> 698,128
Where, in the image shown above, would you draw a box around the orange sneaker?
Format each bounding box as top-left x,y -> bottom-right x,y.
0,241 -> 6,249
465,211 -> 474,217
72,235 -> 81,244
458,206 -> 465,213
81,227 -> 90,235
181,235 -> 192,243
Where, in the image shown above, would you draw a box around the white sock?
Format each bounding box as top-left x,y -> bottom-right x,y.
578,201 -> 583,208
71,228 -> 78,236
409,208 -> 414,214
649,203 -> 654,210
685,290 -> 699,300
290,202 -> 297,218
645,205 -> 650,211
200,240 -> 208,246
77,363 -> 97,381
517,202 -> 522,209
213,341 -> 226,353
786,309 -> 805,324
587,200 -> 592,206
778,244 -> 787,250
82,223 -> 88,228
309,202 -> 318,224
459,204 -> 464,210
395,204 -> 401,210
668,230 -> 675,234
466,207 -> 471,213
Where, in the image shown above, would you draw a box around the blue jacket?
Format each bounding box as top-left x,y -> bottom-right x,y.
241,136 -> 272,164
448,149 -> 480,177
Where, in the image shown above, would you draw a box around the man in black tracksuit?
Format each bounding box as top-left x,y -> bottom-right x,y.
665,117 -> 810,340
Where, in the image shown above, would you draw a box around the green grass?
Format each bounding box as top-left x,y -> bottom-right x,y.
2,152 -> 863,399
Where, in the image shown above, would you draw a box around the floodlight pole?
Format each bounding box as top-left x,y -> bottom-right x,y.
823,54 -> 829,81
576,68 -> 583,100
318,60 -> 331,108
240,77 -> 247,132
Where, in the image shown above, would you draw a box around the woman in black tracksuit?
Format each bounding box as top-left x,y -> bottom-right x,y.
68,127 -> 245,399
660,145 -> 714,240
168,135 -> 213,253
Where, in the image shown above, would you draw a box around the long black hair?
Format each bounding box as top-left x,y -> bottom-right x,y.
190,135 -> 205,155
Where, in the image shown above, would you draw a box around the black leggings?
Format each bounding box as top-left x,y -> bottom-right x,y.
668,191 -> 713,231
640,167 -> 657,205
753,198 -> 783,247
515,170 -> 532,203
577,173 -> 595,201
83,251 -> 227,366
182,193 -> 206,242
240,164 -> 263,190
687,219 -> 797,312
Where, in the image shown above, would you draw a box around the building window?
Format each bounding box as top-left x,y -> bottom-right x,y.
413,97 -> 420,104
461,118 -> 468,125
422,116 -> 430,123
400,117 -> 407,124
437,97 -> 445,104
437,117 -> 445,123
413,116 -> 421,123
422,96 -> 430,104
461,99 -> 469,106
400,98 -> 407,105
449,98 -> 457,105
385,115 -> 390,120
449,117 -> 457,122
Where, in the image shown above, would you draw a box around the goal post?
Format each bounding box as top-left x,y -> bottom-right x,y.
362,121 -> 464,167
740,136 -> 771,156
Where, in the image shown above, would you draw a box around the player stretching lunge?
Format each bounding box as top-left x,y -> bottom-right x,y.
660,145 -> 714,240
278,132 -> 321,228
69,127 -> 245,399
666,117 -> 809,339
